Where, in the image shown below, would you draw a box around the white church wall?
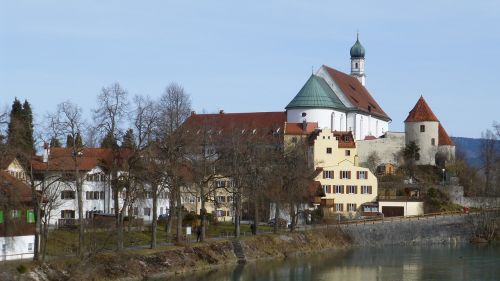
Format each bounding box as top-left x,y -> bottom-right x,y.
357,132 -> 406,165
287,108 -> 345,130
0,235 -> 35,261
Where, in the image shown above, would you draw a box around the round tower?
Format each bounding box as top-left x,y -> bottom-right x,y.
350,34 -> 366,86
404,97 -> 440,165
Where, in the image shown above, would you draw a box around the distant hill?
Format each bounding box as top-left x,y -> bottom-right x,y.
452,137 -> 500,168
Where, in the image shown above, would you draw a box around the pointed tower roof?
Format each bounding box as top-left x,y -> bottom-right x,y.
286,74 -> 346,110
438,124 -> 454,145
404,96 -> 439,122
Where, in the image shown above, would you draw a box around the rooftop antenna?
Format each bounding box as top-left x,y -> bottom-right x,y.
311,65 -> 314,74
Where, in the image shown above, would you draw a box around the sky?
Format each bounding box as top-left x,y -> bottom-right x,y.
1,0 -> 499,139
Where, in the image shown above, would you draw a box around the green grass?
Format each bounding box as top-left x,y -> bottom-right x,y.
44,222 -> 273,256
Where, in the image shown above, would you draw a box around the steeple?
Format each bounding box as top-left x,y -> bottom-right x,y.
350,33 -> 366,86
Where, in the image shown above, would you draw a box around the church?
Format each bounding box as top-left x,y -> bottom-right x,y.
286,34 -> 390,141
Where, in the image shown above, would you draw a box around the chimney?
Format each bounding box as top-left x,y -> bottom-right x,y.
219,110 -> 224,114
191,111 -> 196,116
42,143 -> 50,163
302,119 -> 307,132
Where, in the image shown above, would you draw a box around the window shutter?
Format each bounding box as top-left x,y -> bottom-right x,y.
369,186 -> 372,194
348,171 -> 351,179
328,185 -> 332,193
366,172 -> 368,180
27,210 -> 35,223
355,186 -> 358,194
0,211 -> 3,224
356,171 -> 359,179
323,171 -> 326,179
342,185 -> 345,194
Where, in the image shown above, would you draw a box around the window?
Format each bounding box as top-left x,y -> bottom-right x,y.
322,185 -> 332,194
100,191 -> 105,200
216,196 -> 226,203
10,210 -> 20,219
61,210 -> 75,219
215,180 -> 226,188
61,190 -> 75,200
347,203 -> 357,212
431,138 -> 436,146
420,125 -> 425,132
335,203 -> 344,212
361,186 -> 372,194
347,185 -> 357,194
334,185 -> 344,194
340,171 -> 351,179
2,244 -> 5,252
326,147 -> 332,154
86,191 -> 103,200
133,207 -> 139,216
143,208 -> 151,216
322,171 -> 333,179
28,243 -> 33,252
345,150 -> 351,156
357,171 -> 368,180
26,210 -> 35,223
291,137 -> 297,143
355,62 -> 358,68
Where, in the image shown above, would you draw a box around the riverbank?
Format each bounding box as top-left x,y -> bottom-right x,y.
4,227 -> 350,281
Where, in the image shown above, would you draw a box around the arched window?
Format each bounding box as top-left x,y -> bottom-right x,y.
331,112 -> 335,130
355,62 -> 358,68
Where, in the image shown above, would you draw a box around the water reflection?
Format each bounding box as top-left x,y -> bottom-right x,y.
167,244 -> 500,281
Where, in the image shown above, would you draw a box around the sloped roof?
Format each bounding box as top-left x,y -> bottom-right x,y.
284,122 -> 318,135
0,170 -> 32,203
322,65 -> 390,121
438,124 -> 454,146
31,148 -> 130,172
404,96 -> 439,122
182,111 -> 286,138
286,75 -> 346,110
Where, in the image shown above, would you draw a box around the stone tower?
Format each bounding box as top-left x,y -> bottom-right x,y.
404,96 -> 440,165
350,34 -> 366,86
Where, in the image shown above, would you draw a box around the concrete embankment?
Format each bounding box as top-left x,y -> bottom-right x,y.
342,213 -> 473,246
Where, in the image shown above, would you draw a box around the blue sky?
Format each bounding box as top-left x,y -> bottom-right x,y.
1,0 -> 499,138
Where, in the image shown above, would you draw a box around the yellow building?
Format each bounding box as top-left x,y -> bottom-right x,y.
309,130 -> 378,216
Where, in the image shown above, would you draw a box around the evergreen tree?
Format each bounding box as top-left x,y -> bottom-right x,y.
49,137 -> 61,148
66,134 -> 74,148
121,128 -> 136,149
7,98 -> 35,157
100,132 -> 117,148
21,100 -> 35,154
75,132 -> 83,148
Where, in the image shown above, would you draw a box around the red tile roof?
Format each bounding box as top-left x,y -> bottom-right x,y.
333,131 -> 356,148
0,170 -> 33,203
364,135 -> 377,140
284,122 -> 318,135
323,65 -> 390,121
438,124 -> 454,146
182,111 -> 286,139
31,148 -> 130,172
404,96 -> 439,122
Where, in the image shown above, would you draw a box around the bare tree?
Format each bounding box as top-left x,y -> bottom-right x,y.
481,129 -> 497,195
48,101 -> 86,258
93,82 -> 129,251
155,83 -> 192,243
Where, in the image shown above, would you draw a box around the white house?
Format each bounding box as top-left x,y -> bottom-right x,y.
31,146 -> 170,225
0,171 -> 36,261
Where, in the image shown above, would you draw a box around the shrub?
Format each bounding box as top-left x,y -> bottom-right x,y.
16,264 -> 27,274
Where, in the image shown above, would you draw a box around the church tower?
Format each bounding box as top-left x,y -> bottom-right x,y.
350,34 -> 366,86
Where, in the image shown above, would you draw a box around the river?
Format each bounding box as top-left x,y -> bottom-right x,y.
167,244 -> 500,281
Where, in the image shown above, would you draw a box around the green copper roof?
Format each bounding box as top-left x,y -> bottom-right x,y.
350,34 -> 365,58
286,75 -> 347,110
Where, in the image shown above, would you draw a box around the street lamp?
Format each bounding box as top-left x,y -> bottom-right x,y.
442,168 -> 446,185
